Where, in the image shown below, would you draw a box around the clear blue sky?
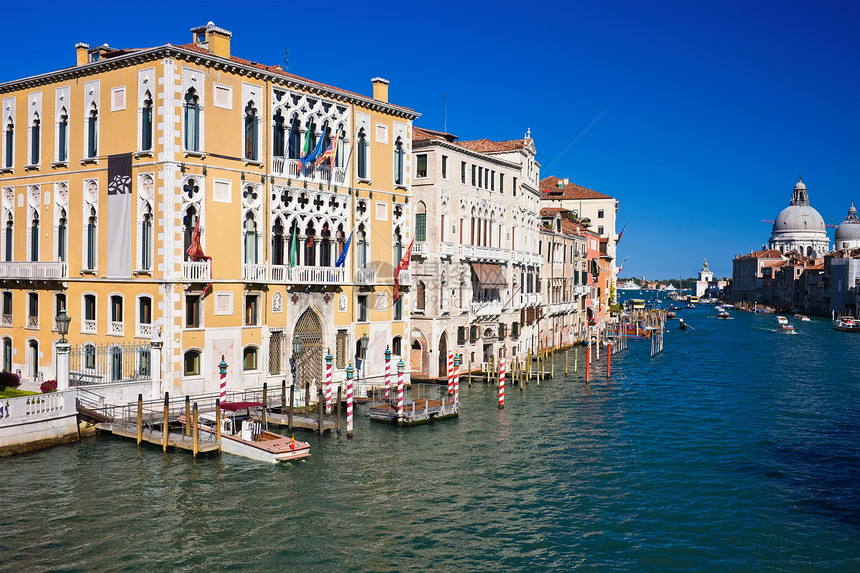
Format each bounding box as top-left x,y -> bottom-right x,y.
3,1 -> 858,280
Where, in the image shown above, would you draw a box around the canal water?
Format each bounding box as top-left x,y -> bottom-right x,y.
3,302 -> 859,571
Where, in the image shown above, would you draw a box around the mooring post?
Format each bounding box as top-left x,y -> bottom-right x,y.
468,358 -> 472,387
192,402 -> 199,458
318,388 -> 324,435
453,353 -> 460,406
498,354 -> 505,409
526,348 -> 532,382
288,384 -> 295,431
185,395 -> 191,437
325,350 -> 334,414
396,359 -> 405,425
585,345 -> 591,384
136,394 -> 143,445
336,384 -> 343,435
281,379 -> 286,414
346,363 -> 355,438
607,343 -> 612,379
551,351 -> 555,379
162,392 -> 169,452
305,380 -> 311,416
215,398 -> 222,452
565,350 -> 569,375
262,382 -> 268,427
575,348 -> 578,373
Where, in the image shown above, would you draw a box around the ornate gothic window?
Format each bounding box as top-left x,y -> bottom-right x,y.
86,104 -> 98,158
140,92 -> 153,152
244,102 -> 258,161
4,119 -> 13,168
183,89 -> 200,152
30,114 -> 40,165
394,137 -> 404,185
357,128 -> 367,179
273,110 -> 285,158
57,109 -> 68,162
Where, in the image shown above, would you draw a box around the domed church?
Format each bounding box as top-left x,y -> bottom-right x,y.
834,201 -> 860,251
768,177 -> 830,258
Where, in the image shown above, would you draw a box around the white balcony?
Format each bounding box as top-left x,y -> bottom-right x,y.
1,314 -> 10,327
471,300 -> 503,316
412,241 -> 428,255
182,261 -> 211,282
108,320 -> 123,336
440,242 -> 455,256
398,269 -> 411,286
82,319 -> 97,333
548,301 -> 576,315
518,292 -> 542,307
136,323 -> 153,338
574,285 -> 591,296
355,267 -> 376,285
270,264 -> 346,284
26,316 -> 38,328
271,157 -> 347,186
0,261 -> 68,280
242,263 -> 268,282
459,245 -> 511,262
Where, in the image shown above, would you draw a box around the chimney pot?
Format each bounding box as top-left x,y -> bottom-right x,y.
75,42 -> 89,66
371,77 -> 390,103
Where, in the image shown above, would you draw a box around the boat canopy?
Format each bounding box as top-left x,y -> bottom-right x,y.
221,401 -> 266,412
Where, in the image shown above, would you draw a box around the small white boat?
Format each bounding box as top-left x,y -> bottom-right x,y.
776,316 -> 795,333
795,314 -> 811,322
716,306 -> 730,319
196,402 -> 311,464
834,317 -> 860,332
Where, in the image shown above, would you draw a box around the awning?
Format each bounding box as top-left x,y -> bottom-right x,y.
471,263 -> 507,289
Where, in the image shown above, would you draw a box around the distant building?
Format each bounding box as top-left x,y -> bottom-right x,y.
834,201 -> 860,251
768,177 -> 830,257
694,259 -> 726,298
731,249 -> 786,304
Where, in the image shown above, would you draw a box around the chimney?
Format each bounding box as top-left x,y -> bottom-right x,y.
557,180 -> 563,188
371,77 -> 389,103
563,177 -> 569,185
76,43 -> 89,66
191,22 -> 231,58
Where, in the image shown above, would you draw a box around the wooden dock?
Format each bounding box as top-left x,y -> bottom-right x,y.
263,411 -> 336,433
368,398 -> 458,425
95,422 -> 220,453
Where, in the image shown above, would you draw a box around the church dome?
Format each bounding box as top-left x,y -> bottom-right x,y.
771,176 -> 826,235
835,201 -> 860,249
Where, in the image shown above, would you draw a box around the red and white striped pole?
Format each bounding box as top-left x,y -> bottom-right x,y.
498,354 -> 505,409
325,350 -> 333,414
396,359 -> 405,421
384,346 -> 392,402
346,363 -> 354,438
218,355 -> 227,402
447,350 -> 454,395
453,353 -> 460,405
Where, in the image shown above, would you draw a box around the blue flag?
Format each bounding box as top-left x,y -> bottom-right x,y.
298,130 -> 327,170
335,231 -> 353,268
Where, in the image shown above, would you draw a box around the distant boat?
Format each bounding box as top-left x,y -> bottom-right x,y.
795,314 -> 810,322
834,317 -> 860,332
679,319 -> 687,330
619,280 -> 641,290
686,303 -> 696,309
776,316 -> 796,334
716,307 -> 730,319
667,311 -> 677,319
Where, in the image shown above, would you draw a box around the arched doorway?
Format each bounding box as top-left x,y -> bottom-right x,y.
438,332 -> 448,378
293,309 -> 323,389
28,339 -> 38,381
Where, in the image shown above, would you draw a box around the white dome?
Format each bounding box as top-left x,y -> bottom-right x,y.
772,204 -> 826,234
835,201 -> 860,247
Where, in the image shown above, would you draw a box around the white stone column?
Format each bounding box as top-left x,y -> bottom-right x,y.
56,342 -> 70,391
150,339 -> 163,398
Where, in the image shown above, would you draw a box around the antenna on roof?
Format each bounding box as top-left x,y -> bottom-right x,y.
444,94 -> 448,133
284,49 -> 289,71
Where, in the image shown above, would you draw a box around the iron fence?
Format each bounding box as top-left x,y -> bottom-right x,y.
70,342 -> 152,386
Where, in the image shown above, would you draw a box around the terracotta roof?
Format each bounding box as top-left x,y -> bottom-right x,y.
540,175 -> 614,200
412,126 -> 458,142
173,43 -> 416,113
736,249 -> 785,259
455,138 -> 532,153
540,207 -> 570,217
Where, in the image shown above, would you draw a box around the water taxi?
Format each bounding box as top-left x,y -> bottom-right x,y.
795,314 -> 811,322
776,316 -> 796,334
716,307 -> 730,319
834,317 -> 860,332
196,402 -> 311,464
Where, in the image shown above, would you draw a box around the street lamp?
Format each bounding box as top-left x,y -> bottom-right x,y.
56,309 -> 71,344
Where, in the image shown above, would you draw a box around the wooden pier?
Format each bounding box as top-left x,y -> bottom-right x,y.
95,422 -> 220,454
368,398 -> 458,425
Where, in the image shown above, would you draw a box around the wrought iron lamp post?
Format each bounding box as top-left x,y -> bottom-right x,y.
55,309 -> 72,390
56,309 -> 71,344
358,332 -> 369,386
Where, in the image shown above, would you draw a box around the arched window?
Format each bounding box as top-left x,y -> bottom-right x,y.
392,336 -> 402,356
182,205 -> 198,262
86,207 -> 97,270
320,223 -> 332,267
2,337 -> 11,372
415,202 -> 426,242
183,349 -> 201,376
288,115 -> 301,159
109,294 -> 124,335
30,113 -> 40,165
304,118 -> 316,159
394,137 -> 404,185
272,219 -> 285,266
4,119 -> 14,168
357,128 -> 367,179
57,109 -> 68,162
57,208 -> 67,263
273,110 -> 285,157
244,102 -> 258,161
183,89 -> 200,152
137,295 -> 152,337
141,92 -> 153,151
140,203 -> 152,270
356,224 -> 367,269
243,346 -> 259,371
4,215 -> 13,262
86,103 -> 98,158
243,213 -> 258,264
30,212 -> 39,262
84,343 -> 96,370
304,222 -> 316,266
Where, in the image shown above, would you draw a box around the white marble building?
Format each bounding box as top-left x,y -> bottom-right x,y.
769,177 -> 830,257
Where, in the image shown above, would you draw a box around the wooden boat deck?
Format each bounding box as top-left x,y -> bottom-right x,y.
95,422 -> 221,453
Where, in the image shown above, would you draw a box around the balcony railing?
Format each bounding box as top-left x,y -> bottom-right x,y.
182,261 -> 211,282
108,320 -> 124,336
471,300 -> 503,316
398,269 -> 411,286
460,245 -> 511,262
518,292 -> 542,307
242,263 -> 268,282
270,265 -> 346,285
548,301 -> 576,315
271,157 -> 347,186
1,314 -> 10,327
83,319 -> 97,333
26,316 -> 38,328
355,267 -> 376,285
412,241 -> 428,255
574,285 -> 591,296
136,323 -> 153,338
0,261 -> 68,280
440,242 -> 455,256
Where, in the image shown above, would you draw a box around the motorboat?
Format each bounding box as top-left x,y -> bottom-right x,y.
716,307 -> 730,319
685,303 -> 696,309
795,314 -> 811,322
776,316 -> 796,334
834,317 -> 860,332
666,311 -> 677,319
196,402 -> 311,464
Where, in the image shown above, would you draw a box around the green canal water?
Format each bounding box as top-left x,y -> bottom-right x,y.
2,302 -> 859,571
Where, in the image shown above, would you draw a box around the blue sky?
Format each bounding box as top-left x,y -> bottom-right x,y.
3,1 -> 858,279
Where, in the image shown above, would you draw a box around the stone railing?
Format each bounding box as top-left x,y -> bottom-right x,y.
181,261 -> 211,282
471,300 -> 503,316
355,267 -> 377,285
440,242 -> 455,256
460,245 -> 511,262
242,263 -> 269,282
136,323 -> 153,338
108,320 -> 124,336
271,157 -> 346,185
548,301 -> 576,315
518,292 -> 543,307
412,241 -> 428,255
0,261 -> 68,280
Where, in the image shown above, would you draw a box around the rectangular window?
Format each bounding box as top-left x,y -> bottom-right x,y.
336,330 -> 347,369
245,294 -> 259,326
513,177 -> 518,197
184,351 -> 200,376
139,297 -> 151,325
415,213 -> 427,242
2,292 -> 11,316
471,165 -> 476,186
186,295 -> 200,328
500,173 -> 505,193
457,326 -> 465,345
110,296 -> 123,322
28,293 -> 38,323
478,167 -> 483,188
357,295 -> 368,322
243,347 -> 258,371
441,155 -> 448,179
416,154 -> 427,178
440,214 -> 445,242
597,209 -> 604,218
490,171 -> 495,191
470,325 -> 478,342
598,226 -> 604,235
84,294 -> 96,321
392,337 -> 402,356
394,297 -> 402,321
461,161 -> 466,184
